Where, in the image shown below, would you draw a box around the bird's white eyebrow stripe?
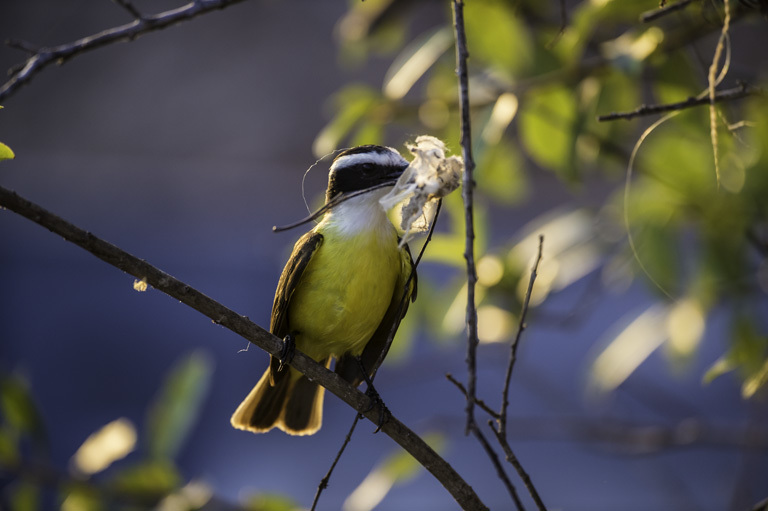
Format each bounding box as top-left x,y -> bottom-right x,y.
330,148 -> 407,171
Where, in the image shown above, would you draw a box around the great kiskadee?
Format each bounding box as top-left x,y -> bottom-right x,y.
231,145 -> 417,435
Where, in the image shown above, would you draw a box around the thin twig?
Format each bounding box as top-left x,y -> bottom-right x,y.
310,414 -> 362,511
469,422 -> 525,511
500,235 -> 543,435
489,423 -> 548,511
112,0 -> 144,20
0,0 -> 252,102
640,0 -> 695,23
446,373 -> 500,420
0,185 -> 489,511
545,0 -> 568,49
596,83 -> 762,122
5,38 -> 40,54
452,0 -> 480,438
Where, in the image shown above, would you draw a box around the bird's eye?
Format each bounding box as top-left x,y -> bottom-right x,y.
360,162 -> 375,173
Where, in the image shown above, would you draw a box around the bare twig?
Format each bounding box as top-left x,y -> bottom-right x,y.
500,235 -> 543,434
452,0 -> 480,438
640,0 -> 695,23
112,0 -> 144,20
469,423 -> 525,511
446,373 -> 500,420
596,83 -> 762,122
489,424 -> 548,511
310,414 -> 362,511
0,0 -> 252,102
5,38 -> 40,54
0,185 -> 489,511
545,0 -> 568,49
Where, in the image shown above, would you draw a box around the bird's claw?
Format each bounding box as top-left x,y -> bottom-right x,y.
277,333 -> 295,372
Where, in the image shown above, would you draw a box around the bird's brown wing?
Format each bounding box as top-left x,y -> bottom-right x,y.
335,242 -> 417,386
268,231 -> 323,381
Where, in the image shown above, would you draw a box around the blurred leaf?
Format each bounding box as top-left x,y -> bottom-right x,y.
631,223 -> 680,296
0,426 -> 19,465
704,319 -> 768,395
476,141 -> 527,205
313,86 -> 380,157
383,27 -> 453,100
243,492 -> 300,511
0,142 -> 14,161
589,305 -> 668,394
145,351 -> 212,461
0,374 -> 45,442
71,418 -> 136,476
110,459 -> 181,496
518,85 -> 578,180
60,487 -> 103,511
343,433 -> 445,511
464,0 -> 533,77
9,480 -> 39,511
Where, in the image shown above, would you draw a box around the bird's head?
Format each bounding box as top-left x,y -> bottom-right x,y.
326,145 -> 409,204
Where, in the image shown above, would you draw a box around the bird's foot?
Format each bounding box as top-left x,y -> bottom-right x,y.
362,384 -> 390,433
277,333 -> 295,372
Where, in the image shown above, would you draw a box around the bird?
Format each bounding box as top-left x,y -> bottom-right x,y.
231,145 -> 417,435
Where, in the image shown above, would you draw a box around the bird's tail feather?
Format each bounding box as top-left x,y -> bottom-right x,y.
230,358 -> 329,436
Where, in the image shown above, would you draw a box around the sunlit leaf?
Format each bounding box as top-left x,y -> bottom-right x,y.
243,492 -> 300,511
145,351 -> 212,461
60,487 -> 103,511
71,418 -> 136,476
0,142 -> 14,161
464,0 -> 533,76
589,305 -> 668,394
383,27 -> 453,100
313,86 -> 380,157
343,433 -> 445,511
518,85 -> 578,180
476,142 -> 526,205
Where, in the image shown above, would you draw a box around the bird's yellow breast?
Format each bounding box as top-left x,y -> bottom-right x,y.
287,223 -> 402,362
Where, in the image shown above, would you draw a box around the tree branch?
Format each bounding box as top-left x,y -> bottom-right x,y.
0,0 -> 252,103
0,184 -> 488,511
640,0 -> 695,23
596,83 -> 763,122
452,0 -> 480,438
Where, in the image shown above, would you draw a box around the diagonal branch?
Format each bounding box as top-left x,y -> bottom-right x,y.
0,0 -> 252,103
0,184 -> 489,511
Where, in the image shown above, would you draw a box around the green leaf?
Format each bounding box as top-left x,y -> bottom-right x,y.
145,351 -> 212,461
0,426 -> 20,465
0,374 -> 45,442
476,142 -> 527,204
313,85 -> 379,157
464,0 -> 533,76
109,459 -> 181,496
243,493 -> 300,511
9,480 -> 39,511
60,487 -> 103,511
0,142 -> 14,162
344,433 -> 446,511
518,85 -> 578,180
